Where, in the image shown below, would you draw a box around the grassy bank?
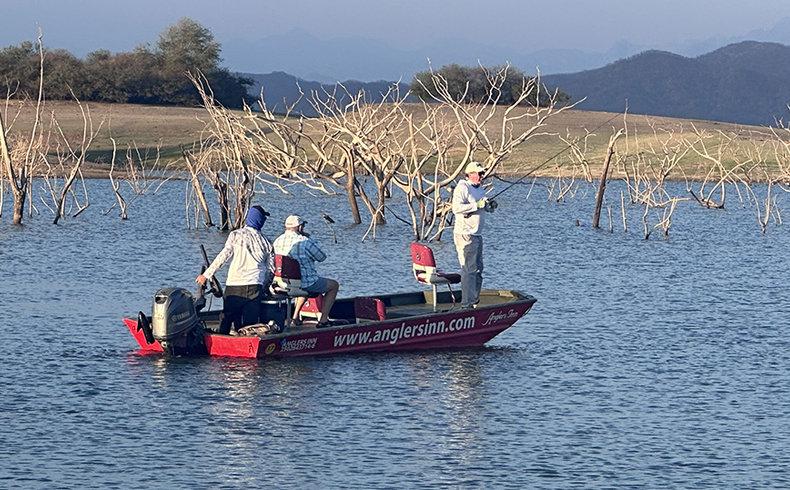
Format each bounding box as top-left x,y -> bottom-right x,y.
5,100 -> 788,181
4,101 -> 208,177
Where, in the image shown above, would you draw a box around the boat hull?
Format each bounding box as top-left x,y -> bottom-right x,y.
125,289 -> 536,358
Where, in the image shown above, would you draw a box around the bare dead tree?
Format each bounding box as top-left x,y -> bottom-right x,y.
188,72 -> 258,230
738,173 -> 779,233
308,82 -> 411,228
186,66 -> 582,242
0,30 -> 46,225
250,85 -> 344,194
106,139 -> 128,219
104,139 -> 170,219
620,191 -> 628,232
682,126 -> 749,209
642,197 -> 681,239
734,145 -> 784,233
541,132 -> 595,203
39,95 -> 100,224
619,121 -> 690,207
395,102 -> 453,240
546,162 -> 581,202
559,130 -> 595,184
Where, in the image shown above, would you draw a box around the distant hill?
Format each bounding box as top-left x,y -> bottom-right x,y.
242,71 -> 413,117
243,42 -> 790,126
542,41 -> 790,126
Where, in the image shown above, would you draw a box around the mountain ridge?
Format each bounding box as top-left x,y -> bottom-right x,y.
243,41 -> 790,126
541,41 -> 790,126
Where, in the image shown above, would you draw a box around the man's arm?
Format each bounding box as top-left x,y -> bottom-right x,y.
306,238 -> 327,263
203,236 -> 235,279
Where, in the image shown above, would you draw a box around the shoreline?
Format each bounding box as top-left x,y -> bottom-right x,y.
28,164 -> 787,185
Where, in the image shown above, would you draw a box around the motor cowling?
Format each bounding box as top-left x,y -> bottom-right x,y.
152,288 -> 200,343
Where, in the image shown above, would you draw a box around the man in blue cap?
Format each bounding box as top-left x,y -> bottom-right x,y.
197,205 -> 275,334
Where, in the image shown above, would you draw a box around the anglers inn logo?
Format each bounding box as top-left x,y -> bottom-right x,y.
481,309 -> 520,326
280,337 -> 318,352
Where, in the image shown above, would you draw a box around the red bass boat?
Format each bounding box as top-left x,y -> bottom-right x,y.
123,243 -> 536,358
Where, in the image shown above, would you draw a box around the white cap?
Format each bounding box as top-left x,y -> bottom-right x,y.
465,161 -> 485,174
285,214 -> 306,228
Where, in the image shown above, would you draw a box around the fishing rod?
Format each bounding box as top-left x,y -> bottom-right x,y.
487,111 -> 623,201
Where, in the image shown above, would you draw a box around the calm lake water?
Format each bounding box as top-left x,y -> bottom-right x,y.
1,178 -> 789,489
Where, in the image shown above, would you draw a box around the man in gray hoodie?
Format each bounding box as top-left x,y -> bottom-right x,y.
452,161 -> 494,309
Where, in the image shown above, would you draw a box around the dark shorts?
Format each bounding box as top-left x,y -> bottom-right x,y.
302,276 -> 328,294
221,284 -> 264,333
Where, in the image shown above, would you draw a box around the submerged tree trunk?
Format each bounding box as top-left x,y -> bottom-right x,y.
0,112 -> 28,225
182,147 -> 213,227
343,149 -> 361,224
52,164 -> 83,225
593,130 -> 622,229
12,187 -> 26,225
374,184 -> 387,225
214,176 -> 230,231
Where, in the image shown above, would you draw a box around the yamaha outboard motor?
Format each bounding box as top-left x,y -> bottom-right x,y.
152,287 -> 205,355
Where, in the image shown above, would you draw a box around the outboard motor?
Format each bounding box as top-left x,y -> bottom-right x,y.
152,287 -> 205,355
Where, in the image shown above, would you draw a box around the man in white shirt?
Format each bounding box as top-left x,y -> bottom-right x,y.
196,205 -> 275,334
452,161 -> 494,309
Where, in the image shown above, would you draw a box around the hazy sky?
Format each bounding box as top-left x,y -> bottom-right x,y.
4,0 -> 790,80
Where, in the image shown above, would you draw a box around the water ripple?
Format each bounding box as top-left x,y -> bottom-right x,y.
1,180 -> 788,488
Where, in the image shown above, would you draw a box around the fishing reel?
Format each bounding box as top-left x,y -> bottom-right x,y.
484,199 -> 498,212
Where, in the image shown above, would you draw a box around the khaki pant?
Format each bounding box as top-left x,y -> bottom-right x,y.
454,234 -> 483,308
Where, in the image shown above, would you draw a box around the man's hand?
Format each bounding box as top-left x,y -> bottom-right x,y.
196,274 -> 207,285
476,197 -> 488,209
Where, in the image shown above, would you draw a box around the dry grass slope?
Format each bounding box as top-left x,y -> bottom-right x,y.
5,100 -> 788,180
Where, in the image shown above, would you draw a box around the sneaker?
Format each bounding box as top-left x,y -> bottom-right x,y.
288,318 -> 303,328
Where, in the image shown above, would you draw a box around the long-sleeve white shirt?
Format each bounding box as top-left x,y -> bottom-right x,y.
452,179 -> 488,236
204,226 -> 275,286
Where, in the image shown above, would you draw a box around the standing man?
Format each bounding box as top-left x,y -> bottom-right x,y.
196,205 -> 275,334
452,161 -> 494,309
273,214 -> 339,328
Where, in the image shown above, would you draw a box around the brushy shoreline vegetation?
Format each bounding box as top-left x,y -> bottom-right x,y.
0,18 -> 250,108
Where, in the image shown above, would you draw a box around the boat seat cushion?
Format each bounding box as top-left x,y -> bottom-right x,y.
410,242 -> 461,286
354,297 -> 387,321
416,270 -> 461,285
